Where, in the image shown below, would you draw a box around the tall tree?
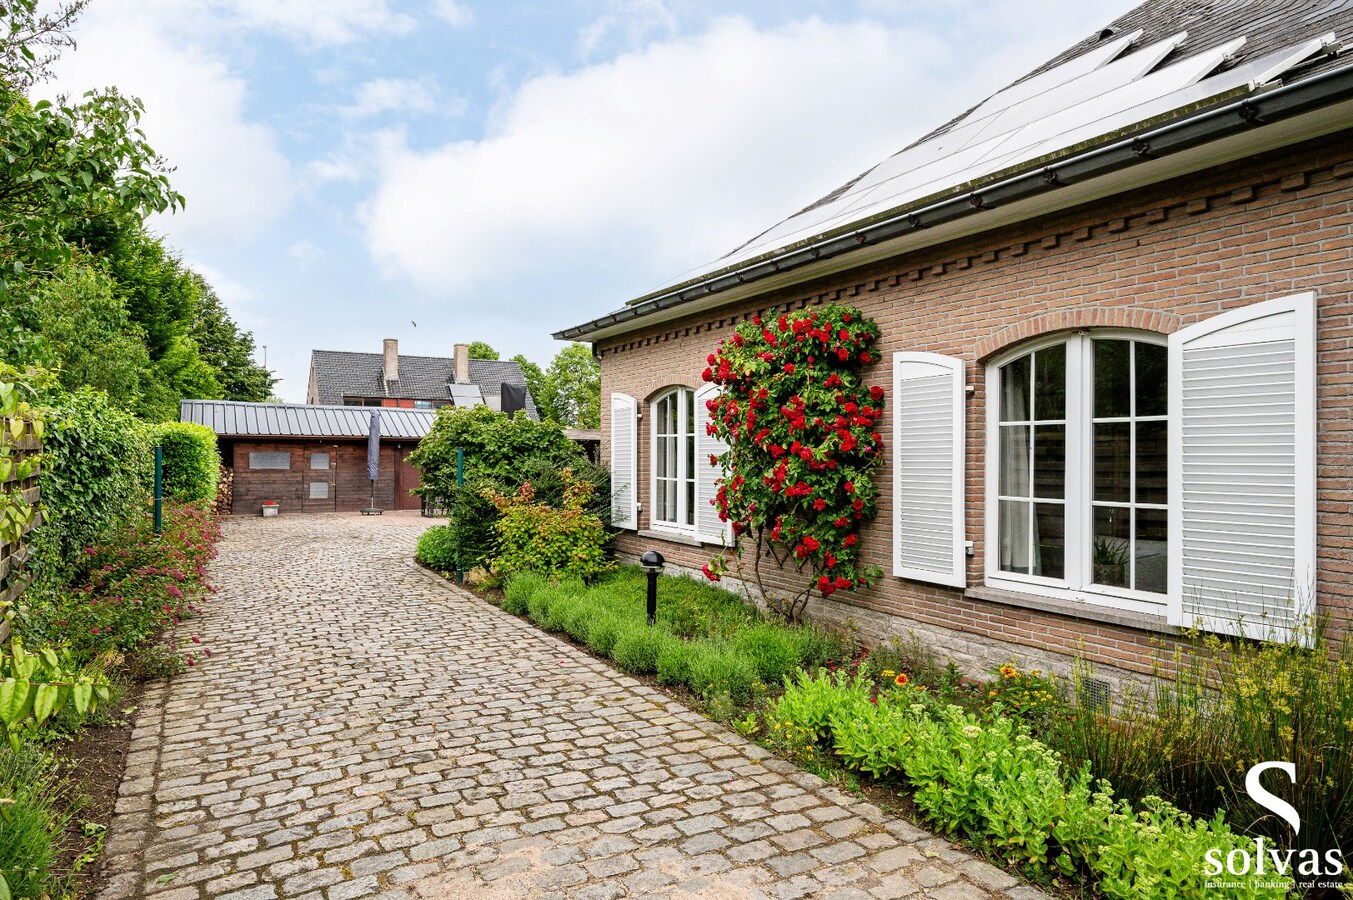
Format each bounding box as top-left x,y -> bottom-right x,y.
189,276 -> 274,402
544,343 -> 600,429
467,340 -> 499,360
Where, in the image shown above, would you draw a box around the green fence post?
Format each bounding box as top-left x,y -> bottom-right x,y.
154,444 -> 164,537
455,446 -> 464,585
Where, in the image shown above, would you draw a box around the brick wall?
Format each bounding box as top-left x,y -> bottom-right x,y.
229,439 -> 424,514
596,129 -> 1353,687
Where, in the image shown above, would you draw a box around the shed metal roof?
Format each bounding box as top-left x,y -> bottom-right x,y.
181,400 -> 437,440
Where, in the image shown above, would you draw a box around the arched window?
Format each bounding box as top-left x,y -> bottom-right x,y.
651,387 -> 696,532
987,332 -> 1168,607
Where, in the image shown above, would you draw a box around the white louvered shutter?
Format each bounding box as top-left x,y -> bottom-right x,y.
893,352 -> 967,587
1168,292 -> 1316,643
694,383 -> 733,546
610,393 -> 638,530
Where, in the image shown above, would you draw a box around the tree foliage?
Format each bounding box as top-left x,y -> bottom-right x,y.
0,0 -> 270,421
466,340 -> 498,360
512,344 -> 599,428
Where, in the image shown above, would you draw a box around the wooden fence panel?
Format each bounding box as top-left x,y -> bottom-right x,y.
0,432 -> 42,642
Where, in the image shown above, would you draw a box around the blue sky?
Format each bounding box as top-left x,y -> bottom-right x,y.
47,0 -> 1128,401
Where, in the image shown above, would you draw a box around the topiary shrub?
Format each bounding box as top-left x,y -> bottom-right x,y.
143,421 -> 219,502
415,526 -> 457,573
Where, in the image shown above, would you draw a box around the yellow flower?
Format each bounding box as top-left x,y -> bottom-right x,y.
999,665 -> 1018,679
881,669 -> 896,678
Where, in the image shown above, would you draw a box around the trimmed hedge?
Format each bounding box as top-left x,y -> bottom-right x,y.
501,567 -> 848,702
143,421 -> 219,502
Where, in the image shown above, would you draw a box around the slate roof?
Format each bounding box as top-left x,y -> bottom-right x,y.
557,0 -> 1353,340
181,400 -> 436,440
309,350 -> 539,418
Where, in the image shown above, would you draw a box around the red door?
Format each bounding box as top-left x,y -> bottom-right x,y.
393,444 -> 422,510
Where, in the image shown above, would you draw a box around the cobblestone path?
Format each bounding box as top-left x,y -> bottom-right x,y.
99,513 -> 1047,900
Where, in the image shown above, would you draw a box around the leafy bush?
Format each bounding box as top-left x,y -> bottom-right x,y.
685,643 -> 757,702
772,671 -> 1289,899
733,624 -> 801,684
489,474 -> 613,581
415,525 -> 458,574
656,639 -> 695,686
502,571 -> 546,615
29,389 -> 150,589
0,638 -> 111,749
142,421 -> 219,502
1041,624 -> 1353,868
584,612 -> 625,657
18,503 -> 219,668
611,622 -> 672,675
0,743 -> 70,900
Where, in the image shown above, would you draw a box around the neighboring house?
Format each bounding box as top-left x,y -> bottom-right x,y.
181,400 -> 436,514
555,0 -> 1353,692
307,339 -> 538,418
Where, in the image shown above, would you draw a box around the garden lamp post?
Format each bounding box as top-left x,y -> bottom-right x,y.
640,550 -> 664,626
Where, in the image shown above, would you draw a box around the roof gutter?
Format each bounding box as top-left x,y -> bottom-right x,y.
554,61 -> 1353,342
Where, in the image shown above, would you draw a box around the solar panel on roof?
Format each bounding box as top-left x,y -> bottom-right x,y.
661,30 -> 1338,290
448,383 -> 484,407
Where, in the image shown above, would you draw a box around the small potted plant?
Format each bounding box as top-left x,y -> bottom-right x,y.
261,499 -> 280,518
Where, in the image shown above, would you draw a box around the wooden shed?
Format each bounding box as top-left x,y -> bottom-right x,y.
181,400 -> 437,515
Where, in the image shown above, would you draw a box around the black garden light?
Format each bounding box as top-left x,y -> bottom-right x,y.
640,549 -> 665,626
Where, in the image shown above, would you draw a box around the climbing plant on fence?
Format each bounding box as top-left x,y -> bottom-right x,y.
0,368 -> 50,629
701,304 -> 886,622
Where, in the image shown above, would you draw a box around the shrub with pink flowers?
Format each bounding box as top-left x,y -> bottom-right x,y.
701,304 -> 886,621
18,502 -> 220,672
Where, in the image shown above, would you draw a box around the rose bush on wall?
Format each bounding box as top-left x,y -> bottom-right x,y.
701,304 -> 885,621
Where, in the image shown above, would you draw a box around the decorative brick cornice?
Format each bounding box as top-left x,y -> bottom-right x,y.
974,307 -> 1182,360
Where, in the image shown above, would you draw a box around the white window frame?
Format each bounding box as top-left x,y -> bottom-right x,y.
984,329 -> 1170,616
649,387 -> 697,536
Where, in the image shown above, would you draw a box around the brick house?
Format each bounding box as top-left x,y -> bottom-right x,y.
181,400 -> 436,513
555,0 -> 1353,688
307,339 -> 538,418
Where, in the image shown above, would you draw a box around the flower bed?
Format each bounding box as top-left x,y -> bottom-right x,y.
769,671 -> 1287,899
499,567 -> 850,704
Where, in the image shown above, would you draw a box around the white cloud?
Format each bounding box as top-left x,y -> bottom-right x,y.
342,77 -> 460,118
287,240 -> 325,265
362,7 -> 1112,296
45,13 -> 293,250
430,0 -> 474,28
578,0 -> 678,58
206,0 -> 416,46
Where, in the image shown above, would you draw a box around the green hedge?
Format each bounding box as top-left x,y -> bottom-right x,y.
143,421 -> 219,502
30,388 -> 150,587
501,567 -> 847,702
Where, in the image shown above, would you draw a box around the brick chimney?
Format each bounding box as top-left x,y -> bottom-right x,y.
383,338 -> 399,383
453,343 -> 470,384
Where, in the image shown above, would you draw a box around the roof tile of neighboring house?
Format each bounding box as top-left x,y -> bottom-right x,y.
309,350 -> 539,418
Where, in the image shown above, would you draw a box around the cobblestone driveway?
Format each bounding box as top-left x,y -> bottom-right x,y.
100,513 -> 1046,900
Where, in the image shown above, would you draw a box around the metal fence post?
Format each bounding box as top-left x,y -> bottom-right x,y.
455,446 -> 464,585
154,445 -> 164,537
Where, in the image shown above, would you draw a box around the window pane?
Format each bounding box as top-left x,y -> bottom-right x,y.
1000,355 -> 1030,422
1136,420 -> 1168,505
1136,342 -> 1168,417
1092,507 -> 1130,588
668,395 -> 678,433
999,425 -> 1030,497
1094,339 -> 1131,418
1034,343 -> 1066,420
1135,507 -> 1168,594
656,429 -> 668,475
1093,422 -> 1131,503
999,500 -> 1030,574
686,389 -> 696,437
1033,425 -> 1065,499
310,452 -> 329,470
248,451 -> 290,470
1032,503 -> 1064,579
686,479 -> 695,527
309,482 -> 329,500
